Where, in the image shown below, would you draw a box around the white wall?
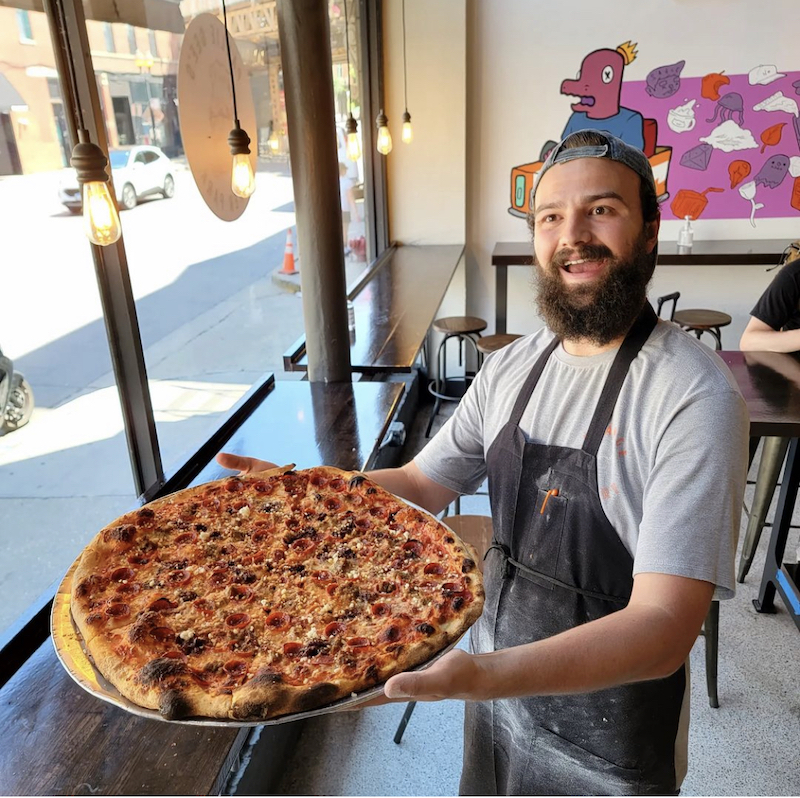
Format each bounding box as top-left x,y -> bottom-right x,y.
383,0 -> 466,245
464,0 -> 800,345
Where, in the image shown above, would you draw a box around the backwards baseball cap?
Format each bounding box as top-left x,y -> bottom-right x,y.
532,129 -> 657,203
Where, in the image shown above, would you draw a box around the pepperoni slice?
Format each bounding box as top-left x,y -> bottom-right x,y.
354,516 -> 371,530
225,613 -> 251,629
325,583 -> 337,596
111,567 -> 134,583
329,478 -> 346,492
424,563 -> 444,575
105,602 -> 130,618
230,585 -> 253,602
223,659 -> 249,676
402,540 -> 423,558
166,570 -> 191,585
210,569 -> 230,586
194,598 -> 214,614
151,627 -> 175,642
283,642 -> 303,656
224,479 -> 245,493
128,555 -> 150,566
116,582 -> 141,596
324,622 -> 345,637
347,637 -> 372,648
442,582 -> 464,596
264,611 -> 291,631
149,597 -> 178,611
310,474 -> 328,488
313,570 -> 333,582
290,537 -> 315,553
253,480 -> 274,494
324,497 -> 341,512
174,531 -> 198,545
251,527 -> 272,543
371,603 -> 391,617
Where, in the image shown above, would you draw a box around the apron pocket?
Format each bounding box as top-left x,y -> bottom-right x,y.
514,489 -> 568,583
526,725 -> 642,796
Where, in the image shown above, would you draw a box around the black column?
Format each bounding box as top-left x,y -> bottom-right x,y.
277,0 -> 352,383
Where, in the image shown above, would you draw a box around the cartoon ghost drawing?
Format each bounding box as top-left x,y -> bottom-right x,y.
754,155 -> 791,189
646,60 -> 685,99
560,41 -> 645,150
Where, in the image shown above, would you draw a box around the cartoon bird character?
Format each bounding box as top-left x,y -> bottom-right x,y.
560,41 -> 645,151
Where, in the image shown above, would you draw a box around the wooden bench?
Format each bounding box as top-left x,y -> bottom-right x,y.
283,244 -> 465,374
0,375 -> 405,796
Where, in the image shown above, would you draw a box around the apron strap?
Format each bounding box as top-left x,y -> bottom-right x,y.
582,302 -> 658,457
485,542 -> 630,605
508,336 -> 560,426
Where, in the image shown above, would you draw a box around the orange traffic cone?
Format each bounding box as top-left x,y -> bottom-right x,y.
280,228 -> 298,275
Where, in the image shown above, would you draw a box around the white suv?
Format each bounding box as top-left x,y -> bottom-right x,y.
58,145 -> 175,213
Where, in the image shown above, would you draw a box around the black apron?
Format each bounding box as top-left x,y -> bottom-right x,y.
461,304 -> 686,796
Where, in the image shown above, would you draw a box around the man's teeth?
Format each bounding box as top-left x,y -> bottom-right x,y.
566,258 -> 587,266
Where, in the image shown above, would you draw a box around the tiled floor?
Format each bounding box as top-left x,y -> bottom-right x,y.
269,402 -> 800,797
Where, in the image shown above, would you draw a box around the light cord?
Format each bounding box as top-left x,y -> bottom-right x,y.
221,0 -> 239,124
402,0 -> 408,110
343,0 -> 352,110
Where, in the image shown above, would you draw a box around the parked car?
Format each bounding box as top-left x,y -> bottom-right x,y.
58,145 -> 175,213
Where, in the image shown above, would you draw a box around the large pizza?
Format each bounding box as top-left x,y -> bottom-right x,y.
69,465 -> 484,721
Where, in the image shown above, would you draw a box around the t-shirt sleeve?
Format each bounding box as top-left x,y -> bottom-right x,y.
633,390 -> 749,599
750,265 -> 800,331
413,358 -> 492,495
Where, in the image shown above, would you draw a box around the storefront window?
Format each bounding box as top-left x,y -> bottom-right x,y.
0,0 -> 378,639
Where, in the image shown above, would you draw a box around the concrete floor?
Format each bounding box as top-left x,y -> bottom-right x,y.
270,404 -> 800,797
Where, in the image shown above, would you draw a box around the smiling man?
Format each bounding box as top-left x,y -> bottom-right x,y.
219,131 -> 749,795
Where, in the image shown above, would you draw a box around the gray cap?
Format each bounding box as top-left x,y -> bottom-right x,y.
532,130 -> 656,201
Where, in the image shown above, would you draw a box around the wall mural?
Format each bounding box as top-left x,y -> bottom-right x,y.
509,42 -> 800,226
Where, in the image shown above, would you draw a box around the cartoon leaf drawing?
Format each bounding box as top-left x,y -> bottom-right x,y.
729,160 -> 752,189
760,122 -> 787,154
701,72 -> 730,101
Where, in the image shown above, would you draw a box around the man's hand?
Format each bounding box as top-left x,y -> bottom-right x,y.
215,452 -> 279,475
352,649 -> 483,710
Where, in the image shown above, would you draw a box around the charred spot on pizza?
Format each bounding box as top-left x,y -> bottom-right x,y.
416,622 -> 436,636
250,667 -> 284,686
378,625 -> 401,643
75,573 -> 110,598
378,581 -> 396,594
298,640 -> 330,658
294,682 -> 340,712
179,635 -> 208,656
103,524 -> 137,544
135,507 -> 155,524
348,474 -> 367,489
462,558 -> 476,574
178,590 -> 198,602
364,664 -> 379,683
231,699 -> 271,720
128,610 -> 160,643
138,657 -> 189,686
159,689 -> 192,720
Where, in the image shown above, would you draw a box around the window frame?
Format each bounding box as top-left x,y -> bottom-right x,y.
15,9 -> 34,43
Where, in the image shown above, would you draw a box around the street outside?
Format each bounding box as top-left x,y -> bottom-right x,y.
0,158 -> 330,635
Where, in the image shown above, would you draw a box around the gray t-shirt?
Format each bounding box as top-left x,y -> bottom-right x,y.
416,320 -> 749,599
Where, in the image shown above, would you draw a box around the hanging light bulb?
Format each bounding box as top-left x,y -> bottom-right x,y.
229,123 -> 256,198
223,0 -> 255,199
72,134 -> 121,246
376,109 -> 392,155
345,113 -> 360,161
401,109 -> 413,144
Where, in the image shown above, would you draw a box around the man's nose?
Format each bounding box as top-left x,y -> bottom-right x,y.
559,213 -> 593,250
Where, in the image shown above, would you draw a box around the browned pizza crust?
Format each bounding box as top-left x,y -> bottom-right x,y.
70,464 -> 484,721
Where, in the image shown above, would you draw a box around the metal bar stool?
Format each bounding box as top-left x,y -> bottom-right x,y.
656,292 -> 731,350
425,316 -> 487,437
475,333 -> 524,360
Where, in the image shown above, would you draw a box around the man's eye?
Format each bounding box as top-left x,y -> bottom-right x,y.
591,206 -> 609,215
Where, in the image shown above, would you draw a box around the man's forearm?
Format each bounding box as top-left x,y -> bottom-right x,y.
740,327 -> 800,353
367,462 -> 459,516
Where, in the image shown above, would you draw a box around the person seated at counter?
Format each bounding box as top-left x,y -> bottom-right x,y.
219,131 -> 749,796
740,241 -> 800,351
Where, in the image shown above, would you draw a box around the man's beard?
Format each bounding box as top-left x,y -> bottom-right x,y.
533,234 -> 654,346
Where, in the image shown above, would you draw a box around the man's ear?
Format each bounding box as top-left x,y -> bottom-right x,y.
645,215 -> 660,253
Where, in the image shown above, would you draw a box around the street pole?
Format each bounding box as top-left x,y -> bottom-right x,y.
135,51 -> 158,147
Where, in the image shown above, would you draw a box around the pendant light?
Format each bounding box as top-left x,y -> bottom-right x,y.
400,0 -> 413,144
56,8 -> 121,246
222,0 -> 255,198
342,0 -> 360,161
375,109 -> 392,155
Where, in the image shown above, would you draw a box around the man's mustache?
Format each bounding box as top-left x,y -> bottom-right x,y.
550,244 -> 614,270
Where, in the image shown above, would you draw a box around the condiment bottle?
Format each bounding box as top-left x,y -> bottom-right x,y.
678,215 -> 694,252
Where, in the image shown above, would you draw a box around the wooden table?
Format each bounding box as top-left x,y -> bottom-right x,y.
720,351 -> 800,630
491,240 -> 788,334
285,245 -> 464,373
0,378 -> 405,796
